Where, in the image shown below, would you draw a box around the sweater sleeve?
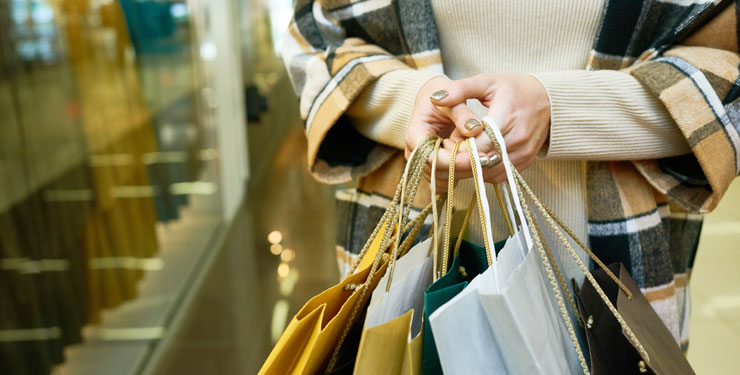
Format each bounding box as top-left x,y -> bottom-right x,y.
531,70 -> 691,160
281,0 -> 443,184
346,69 -> 444,150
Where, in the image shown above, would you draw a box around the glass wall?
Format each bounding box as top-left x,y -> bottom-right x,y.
0,1 -> 228,373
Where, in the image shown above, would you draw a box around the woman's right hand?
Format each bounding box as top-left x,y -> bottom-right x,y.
406,76 -> 485,192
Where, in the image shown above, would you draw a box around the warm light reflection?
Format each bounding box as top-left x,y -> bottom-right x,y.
280,248 -> 295,262
268,230 -> 283,244
270,300 -> 290,343
277,262 -> 290,278
270,243 -> 283,255
279,268 -> 299,297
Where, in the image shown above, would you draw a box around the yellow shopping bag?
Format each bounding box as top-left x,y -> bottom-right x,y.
259,223 -> 389,375
260,136 -> 440,375
354,309 -> 423,375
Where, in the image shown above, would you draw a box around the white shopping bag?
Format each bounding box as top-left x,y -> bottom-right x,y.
430,129 -> 583,375
474,119 -> 582,374
426,138 -> 512,375
428,268 -> 508,374
365,237 -> 433,335
478,236 -> 575,374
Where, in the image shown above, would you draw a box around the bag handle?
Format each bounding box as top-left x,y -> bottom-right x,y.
481,117 -> 533,251
465,138 -> 496,265
386,138 -> 444,291
438,139 -> 516,274
439,140 -> 505,274
346,136 -> 435,276
327,136 -> 439,373
479,121 -> 633,299
429,138 -> 445,281
441,141 -> 463,276
479,122 -> 649,369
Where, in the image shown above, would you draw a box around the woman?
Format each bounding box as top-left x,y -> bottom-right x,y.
282,0 -> 739,350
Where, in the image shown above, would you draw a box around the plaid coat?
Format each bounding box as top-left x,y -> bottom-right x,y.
282,0 -> 740,348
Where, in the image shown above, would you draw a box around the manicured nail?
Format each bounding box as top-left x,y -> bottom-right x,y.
489,154 -> 501,166
430,90 -> 448,101
465,119 -> 481,131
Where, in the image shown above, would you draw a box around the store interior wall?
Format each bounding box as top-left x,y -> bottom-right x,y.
0,0 -> 243,373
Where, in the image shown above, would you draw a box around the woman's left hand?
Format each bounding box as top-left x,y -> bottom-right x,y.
429,73 -> 551,185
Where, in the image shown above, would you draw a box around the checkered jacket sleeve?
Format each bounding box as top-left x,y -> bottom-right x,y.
629,45 -> 740,213
593,2 -> 740,213
281,0 -> 442,184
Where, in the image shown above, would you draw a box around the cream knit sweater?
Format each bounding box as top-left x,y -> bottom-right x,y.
346,0 -> 690,280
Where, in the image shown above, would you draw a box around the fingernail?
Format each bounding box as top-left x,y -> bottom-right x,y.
430,90 -> 448,101
489,154 -> 501,166
465,119 -> 481,131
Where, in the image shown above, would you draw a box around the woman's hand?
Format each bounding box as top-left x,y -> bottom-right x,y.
406,76 -> 491,193
429,74 -> 551,186
404,75 -> 486,160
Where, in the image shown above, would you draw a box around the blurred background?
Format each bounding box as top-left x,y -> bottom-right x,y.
0,0 -> 737,374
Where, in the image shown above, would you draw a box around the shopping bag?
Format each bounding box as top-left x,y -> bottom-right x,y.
576,263 -> 695,375
258,223 -> 390,374
430,133 -> 585,374
354,139 -> 445,375
421,239 -> 502,375
355,240 -> 433,375
473,123 -> 584,374
425,138 -> 520,374
477,231 -> 578,374
365,237 -> 433,331
261,136 -> 440,374
473,118 -> 693,375
429,269 -> 509,374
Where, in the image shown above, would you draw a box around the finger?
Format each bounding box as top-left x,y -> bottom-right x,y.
435,147 -> 474,180
432,103 -> 482,139
430,74 -> 495,107
435,179 -> 449,194
481,160 -> 506,183
481,152 -> 537,185
472,131 -> 496,155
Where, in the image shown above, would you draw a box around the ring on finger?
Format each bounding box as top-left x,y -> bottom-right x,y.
480,154 -> 501,168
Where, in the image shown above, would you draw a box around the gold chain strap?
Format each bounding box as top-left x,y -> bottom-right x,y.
481,124 -> 631,298
465,139 -> 494,265
514,180 -> 591,374
386,139 -> 437,290
539,202 -> 632,299
441,141 -> 462,275
430,138 -> 443,281
530,216 -> 583,327
513,170 -> 649,363
326,136 -> 438,373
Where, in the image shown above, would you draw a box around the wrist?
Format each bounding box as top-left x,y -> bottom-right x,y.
525,74 -> 552,153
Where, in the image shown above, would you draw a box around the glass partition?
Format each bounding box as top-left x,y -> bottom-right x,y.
0,1 -> 224,373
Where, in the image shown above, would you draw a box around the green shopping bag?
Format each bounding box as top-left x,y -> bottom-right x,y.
421,239 -> 505,375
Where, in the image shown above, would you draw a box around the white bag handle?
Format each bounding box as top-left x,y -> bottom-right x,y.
481,116 -> 533,250
466,139 -> 497,266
